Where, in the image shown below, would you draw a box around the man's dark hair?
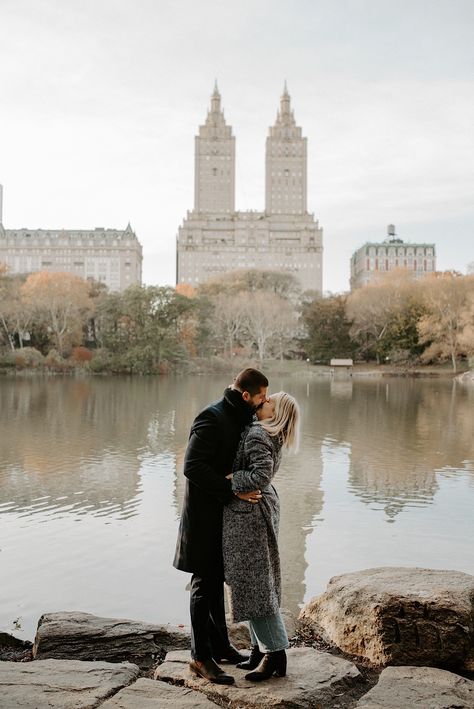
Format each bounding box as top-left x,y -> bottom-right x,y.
234,368 -> 268,395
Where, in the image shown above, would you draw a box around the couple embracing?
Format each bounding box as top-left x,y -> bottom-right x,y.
173,368 -> 300,685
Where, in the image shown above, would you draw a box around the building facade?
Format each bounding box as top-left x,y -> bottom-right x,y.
0,189 -> 142,292
176,84 -> 323,293
350,225 -> 436,290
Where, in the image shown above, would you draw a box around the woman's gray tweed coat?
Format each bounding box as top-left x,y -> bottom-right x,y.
222,424 -> 283,622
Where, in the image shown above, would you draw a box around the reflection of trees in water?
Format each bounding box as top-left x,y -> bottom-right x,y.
4,376 -> 468,611
340,380 -> 474,521
0,377 -> 174,516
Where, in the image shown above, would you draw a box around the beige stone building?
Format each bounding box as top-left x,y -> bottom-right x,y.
350,225 -> 436,290
176,84 -> 323,293
0,188 -> 142,292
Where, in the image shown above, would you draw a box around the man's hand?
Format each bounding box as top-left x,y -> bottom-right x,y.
234,490 -> 262,504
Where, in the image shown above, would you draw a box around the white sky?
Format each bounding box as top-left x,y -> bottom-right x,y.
1,0 -> 473,293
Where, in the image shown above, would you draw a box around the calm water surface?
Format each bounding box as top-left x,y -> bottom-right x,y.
1,375 -> 474,640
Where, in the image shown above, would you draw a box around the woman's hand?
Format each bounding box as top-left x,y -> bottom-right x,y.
234,490 -> 262,504
225,473 -> 233,480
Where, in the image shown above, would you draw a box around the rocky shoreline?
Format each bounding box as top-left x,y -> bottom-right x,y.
1,566 -> 474,708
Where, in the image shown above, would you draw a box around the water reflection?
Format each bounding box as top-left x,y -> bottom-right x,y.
0,375 -> 473,639
345,380 -> 474,521
1,379 -> 145,519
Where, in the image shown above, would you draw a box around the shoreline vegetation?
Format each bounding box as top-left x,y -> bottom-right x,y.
0,358 -> 470,379
2,266 -> 474,377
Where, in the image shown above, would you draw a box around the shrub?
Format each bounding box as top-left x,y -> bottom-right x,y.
14,347 -> 45,369
0,351 -> 16,369
71,346 -> 93,363
45,349 -> 73,372
88,349 -> 112,373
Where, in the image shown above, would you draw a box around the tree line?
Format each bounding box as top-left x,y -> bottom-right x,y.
304,270 -> 474,372
1,264 -> 473,373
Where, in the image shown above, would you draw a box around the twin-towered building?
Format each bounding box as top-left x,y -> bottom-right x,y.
1,89 -> 437,296
176,83 -> 323,293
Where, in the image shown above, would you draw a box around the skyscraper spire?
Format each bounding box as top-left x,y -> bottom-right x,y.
195,84 -> 235,213
266,86 -> 306,214
211,80 -> 221,112
280,80 -> 292,121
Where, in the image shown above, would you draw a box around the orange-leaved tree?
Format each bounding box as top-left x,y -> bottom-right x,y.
21,272 -> 94,356
417,272 -> 474,372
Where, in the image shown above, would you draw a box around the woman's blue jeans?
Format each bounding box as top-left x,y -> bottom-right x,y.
248,610 -> 289,653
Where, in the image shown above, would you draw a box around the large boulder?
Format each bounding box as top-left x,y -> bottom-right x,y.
0,658 -> 139,709
33,612 -> 190,670
357,666 -> 474,708
299,567 -> 474,669
155,648 -> 366,708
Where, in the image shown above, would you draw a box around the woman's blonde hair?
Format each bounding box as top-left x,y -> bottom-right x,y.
259,391 -> 300,452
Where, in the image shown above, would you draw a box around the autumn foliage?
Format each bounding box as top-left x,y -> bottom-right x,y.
1,264 -> 474,373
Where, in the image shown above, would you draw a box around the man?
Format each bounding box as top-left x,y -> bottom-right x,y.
173,368 -> 269,685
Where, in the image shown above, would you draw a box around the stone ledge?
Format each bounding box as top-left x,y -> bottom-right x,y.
356,665 -> 474,708
155,647 -> 366,708
100,677 -> 220,708
0,658 -> 139,709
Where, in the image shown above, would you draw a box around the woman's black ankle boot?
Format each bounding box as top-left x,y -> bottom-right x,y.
245,649 -> 287,681
236,644 -> 263,670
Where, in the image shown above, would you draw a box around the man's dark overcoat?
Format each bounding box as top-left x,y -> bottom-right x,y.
173,387 -> 255,576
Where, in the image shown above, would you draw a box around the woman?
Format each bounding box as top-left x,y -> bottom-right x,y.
222,391 -> 300,682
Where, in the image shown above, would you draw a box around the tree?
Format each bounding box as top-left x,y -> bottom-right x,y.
346,270 -> 425,363
417,273 -> 474,372
0,266 -> 27,349
21,272 -> 93,355
195,269 -> 300,360
200,268 -> 300,299
95,285 -> 194,371
210,292 -> 248,357
243,291 -> 296,361
301,294 -> 354,363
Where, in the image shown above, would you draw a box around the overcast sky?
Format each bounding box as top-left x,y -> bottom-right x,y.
1,0 -> 473,292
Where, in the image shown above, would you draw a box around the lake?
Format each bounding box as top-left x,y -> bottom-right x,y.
1,374 -> 474,641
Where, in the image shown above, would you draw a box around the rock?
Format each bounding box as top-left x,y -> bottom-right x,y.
357,666 -> 474,708
299,567 -> 474,669
100,677 -> 219,707
226,618 -> 250,648
155,647 -> 365,708
281,608 -> 298,639
0,658 -> 139,709
33,612 -> 190,670
0,632 -> 33,662
0,632 -> 31,650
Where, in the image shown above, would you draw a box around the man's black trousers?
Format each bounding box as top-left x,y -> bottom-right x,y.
190,572 -> 231,661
